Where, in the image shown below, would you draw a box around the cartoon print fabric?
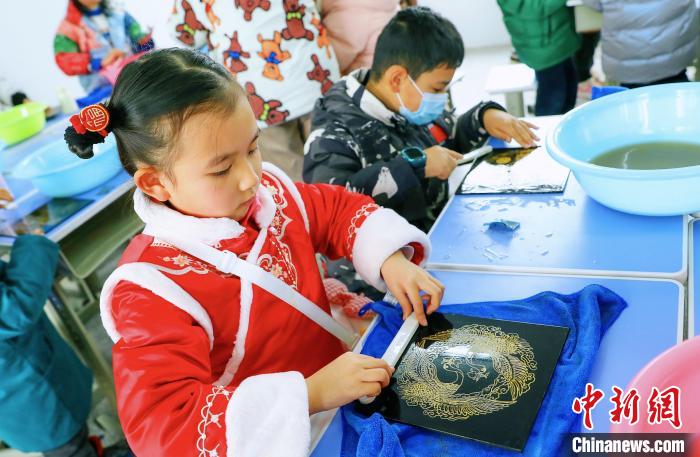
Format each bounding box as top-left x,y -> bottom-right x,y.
170,0 -> 340,127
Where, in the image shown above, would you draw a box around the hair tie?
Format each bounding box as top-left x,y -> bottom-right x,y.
69,103 -> 111,138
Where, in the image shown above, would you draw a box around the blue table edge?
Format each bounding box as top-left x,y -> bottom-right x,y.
689,219 -> 698,336
0,178 -> 134,246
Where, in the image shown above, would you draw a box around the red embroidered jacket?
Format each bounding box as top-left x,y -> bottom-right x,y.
99,164 -> 430,456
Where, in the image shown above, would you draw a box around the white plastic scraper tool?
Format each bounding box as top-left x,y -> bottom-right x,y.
359,313 -> 419,405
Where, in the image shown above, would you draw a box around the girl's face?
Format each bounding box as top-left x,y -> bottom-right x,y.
78,0 -> 102,10
138,102 -> 263,221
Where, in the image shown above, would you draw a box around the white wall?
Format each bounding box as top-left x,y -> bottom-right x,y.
0,1 -> 510,107
419,0 -> 511,49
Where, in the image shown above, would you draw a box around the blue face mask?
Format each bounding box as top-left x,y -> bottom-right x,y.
396,76 -> 448,125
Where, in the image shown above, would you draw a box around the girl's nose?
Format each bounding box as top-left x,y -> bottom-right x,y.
237,160 -> 260,192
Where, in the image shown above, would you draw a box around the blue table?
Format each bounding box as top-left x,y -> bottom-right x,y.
0,116 -> 133,245
690,220 -> 700,336
427,177 -> 688,281
311,270 -> 683,455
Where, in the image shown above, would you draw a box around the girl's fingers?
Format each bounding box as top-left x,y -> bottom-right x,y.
361,382 -> 383,398
407,286 -> 428,326
362,367 -> 392,387
395,291 -> 413,320
358,355 -> 392,373
422,281 -> 443,314
427,274 -> 445,292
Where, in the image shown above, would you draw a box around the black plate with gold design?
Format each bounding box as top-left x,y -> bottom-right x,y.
356,313 -> 569,451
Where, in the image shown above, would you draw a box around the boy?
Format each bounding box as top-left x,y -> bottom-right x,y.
497,0 -> 580,114
303,6 -> 537,231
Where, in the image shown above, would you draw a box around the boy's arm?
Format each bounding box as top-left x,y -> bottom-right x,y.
0,235 -> 59,340
446,101 -> 506,152
303,126 -> 423,212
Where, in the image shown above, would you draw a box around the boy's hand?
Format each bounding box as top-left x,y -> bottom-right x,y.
306,352 -> 393,414
380,250 -> 444,326
482,109 -> 539,148
424,145 -> 462,180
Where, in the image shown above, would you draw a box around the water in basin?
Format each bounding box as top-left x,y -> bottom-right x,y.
589,142 -> 700,170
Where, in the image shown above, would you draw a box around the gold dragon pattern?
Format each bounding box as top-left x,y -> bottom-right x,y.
396,324 -> 538,421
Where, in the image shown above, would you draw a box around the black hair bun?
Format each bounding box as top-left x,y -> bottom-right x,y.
64,126 -> 108,159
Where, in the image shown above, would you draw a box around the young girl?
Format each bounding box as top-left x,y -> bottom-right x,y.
64,48 -> 444,457
54,0 -> 154,92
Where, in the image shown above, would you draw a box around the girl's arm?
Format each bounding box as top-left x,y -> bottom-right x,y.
295,181 -> 430,291
124,12 -> 154,53
293,179 -> 443,324
110,281 -> 311,457
54,33 -> 96,76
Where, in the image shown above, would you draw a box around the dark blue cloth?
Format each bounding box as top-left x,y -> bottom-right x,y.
341,285 -> 627,457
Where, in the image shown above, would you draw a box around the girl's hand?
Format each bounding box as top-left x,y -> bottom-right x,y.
306,352 -> 393,414
380,250 -> 444,326
482,109 -> 539,148
102,49 -> 126,67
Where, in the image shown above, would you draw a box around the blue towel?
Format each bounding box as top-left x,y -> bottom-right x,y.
341,285 -> 627,457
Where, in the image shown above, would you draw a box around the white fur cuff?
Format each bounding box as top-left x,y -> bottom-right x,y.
226,371 -> 310,457
351,208 -> 431,292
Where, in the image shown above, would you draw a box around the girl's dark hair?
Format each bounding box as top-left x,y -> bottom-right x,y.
64,48 -> 244,175
71,0 -> 111,14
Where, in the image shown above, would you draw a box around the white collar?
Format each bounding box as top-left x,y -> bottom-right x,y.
344,69 -> 401,127
134,185 -> 276,246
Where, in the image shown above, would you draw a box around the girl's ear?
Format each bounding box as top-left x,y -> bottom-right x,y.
134,167 -> 171,202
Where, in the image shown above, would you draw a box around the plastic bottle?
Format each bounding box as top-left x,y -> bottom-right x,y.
57,87 -> 78,114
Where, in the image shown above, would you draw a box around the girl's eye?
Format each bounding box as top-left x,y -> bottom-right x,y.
211,166 -> 231,177
248,145 -> 259,156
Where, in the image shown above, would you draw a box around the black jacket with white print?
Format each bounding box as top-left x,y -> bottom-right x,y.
303,69 -> 505,231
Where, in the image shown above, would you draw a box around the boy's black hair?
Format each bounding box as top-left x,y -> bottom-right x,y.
64,48 -> 243,173
371,6 -> 464,81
